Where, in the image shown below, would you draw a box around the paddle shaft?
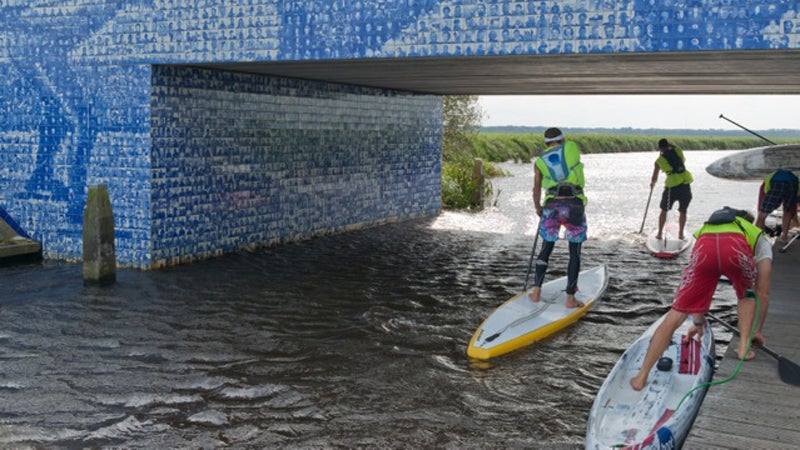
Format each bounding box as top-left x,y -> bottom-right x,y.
638,184 -> 654,234
779,232 -> 799,253
718,114 -> 777,145
706,312 -> 781,361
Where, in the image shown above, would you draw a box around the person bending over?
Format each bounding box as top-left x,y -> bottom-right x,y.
630,207 -> 766,391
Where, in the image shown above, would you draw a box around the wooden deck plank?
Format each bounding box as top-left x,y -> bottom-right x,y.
684,242 -> 800,448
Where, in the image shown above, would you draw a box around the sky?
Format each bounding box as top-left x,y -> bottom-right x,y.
478,95 -> 800,131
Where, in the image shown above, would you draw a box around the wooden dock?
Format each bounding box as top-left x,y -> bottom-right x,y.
684,237 -> 800,449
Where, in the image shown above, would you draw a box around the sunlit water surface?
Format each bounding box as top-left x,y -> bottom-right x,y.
0,151 -> 761,448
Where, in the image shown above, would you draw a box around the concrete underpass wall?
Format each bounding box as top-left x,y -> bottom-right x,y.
150,66 -> 441,268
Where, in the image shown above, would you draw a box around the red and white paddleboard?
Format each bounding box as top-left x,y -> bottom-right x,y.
645,223 -> 693,259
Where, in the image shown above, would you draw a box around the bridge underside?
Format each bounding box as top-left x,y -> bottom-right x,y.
197,50 -> 800,95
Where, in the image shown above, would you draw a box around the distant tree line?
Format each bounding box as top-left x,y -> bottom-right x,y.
482,125 -> 800,139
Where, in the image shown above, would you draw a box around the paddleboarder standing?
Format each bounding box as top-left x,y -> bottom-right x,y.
529,127 -> 587,309
651,138 -> 693,240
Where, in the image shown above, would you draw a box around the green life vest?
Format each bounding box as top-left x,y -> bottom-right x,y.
656,146 -> 694,188
535,141 -> 586,204
693,212 -> 762,252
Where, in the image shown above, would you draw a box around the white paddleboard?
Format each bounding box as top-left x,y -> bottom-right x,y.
586,313 -> 715,450
467,264 -> 608,360
705,144 -> 800,180
645,223 -> 693,259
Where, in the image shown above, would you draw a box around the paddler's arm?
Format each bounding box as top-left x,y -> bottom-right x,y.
533,166 -> 543,216
650,163 -> 660,188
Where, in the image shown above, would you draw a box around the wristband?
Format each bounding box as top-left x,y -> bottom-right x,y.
693,319 -> 705,327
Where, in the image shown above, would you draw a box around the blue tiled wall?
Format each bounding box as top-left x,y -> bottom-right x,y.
149,66 -> 441,267
1,0 -> 797,267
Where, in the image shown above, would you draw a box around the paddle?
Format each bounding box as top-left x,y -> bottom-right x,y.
719,114 -> 777,145
706,312 -> 800,386
638,184 -> 654,234
779,232 -> 799,253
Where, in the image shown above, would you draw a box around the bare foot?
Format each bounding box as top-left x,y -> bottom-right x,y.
752,333 -> 766,346
655,234 -> 662,240
528,287 -> 541,303
737,348 -> 756,361
630,374 -> 647,391
565,295 -> 585,309
679,235 -> 685,240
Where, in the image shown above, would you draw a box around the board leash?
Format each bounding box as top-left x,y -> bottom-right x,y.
673,294 -> 760,413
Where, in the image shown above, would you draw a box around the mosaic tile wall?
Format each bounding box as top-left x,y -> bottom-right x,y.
150,66 -> 441,268
1,0 -> 797,267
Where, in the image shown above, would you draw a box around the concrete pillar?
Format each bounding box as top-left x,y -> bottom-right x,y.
472,158 -> 485,210
83,184 -> 116,285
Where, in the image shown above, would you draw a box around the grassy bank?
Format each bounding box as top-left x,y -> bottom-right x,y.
442,132 -> 794,210
469,133 -> 793,163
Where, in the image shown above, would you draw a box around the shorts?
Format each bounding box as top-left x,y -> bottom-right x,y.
538,198 -> 587,243
660,183 -> 692,213
672,233 -> 756,314
759,180 -> 799,214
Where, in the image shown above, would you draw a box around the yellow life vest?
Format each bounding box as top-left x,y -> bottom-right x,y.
693,216 -> 762,252
534,141 -> 586,204
656,146 -> 694,188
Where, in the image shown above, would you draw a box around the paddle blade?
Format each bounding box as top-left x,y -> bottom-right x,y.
778,356 -> 800,386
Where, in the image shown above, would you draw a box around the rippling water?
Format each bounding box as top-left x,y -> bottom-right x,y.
1,151 -> 762,448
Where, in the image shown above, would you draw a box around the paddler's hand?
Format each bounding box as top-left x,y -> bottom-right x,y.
684,318 -> 705,342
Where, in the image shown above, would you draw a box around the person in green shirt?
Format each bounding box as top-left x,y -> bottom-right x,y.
529,127 -> 587,309
650,138 -> 693,240
630,207 -> 770,391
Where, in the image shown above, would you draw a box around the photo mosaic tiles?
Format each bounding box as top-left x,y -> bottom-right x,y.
0,0 -> 796,267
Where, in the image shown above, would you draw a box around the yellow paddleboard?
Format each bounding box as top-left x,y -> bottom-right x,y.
467,264 -> 608,360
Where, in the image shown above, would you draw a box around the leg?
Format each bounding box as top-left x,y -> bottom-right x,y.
755,211 -> 767,229
678,210 -> 687,240
736,295 -> 757,360
529,240 -> 555,302
565,241 -> 583,308
780,206 -> 792,243
676,184 -> 691,240
630,309 -> 688,391
753,258 -> 771,346
656,188 -> 669,239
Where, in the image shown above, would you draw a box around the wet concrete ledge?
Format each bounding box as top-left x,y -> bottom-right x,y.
684,236 -> 800,449
0,216 -> 42,265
